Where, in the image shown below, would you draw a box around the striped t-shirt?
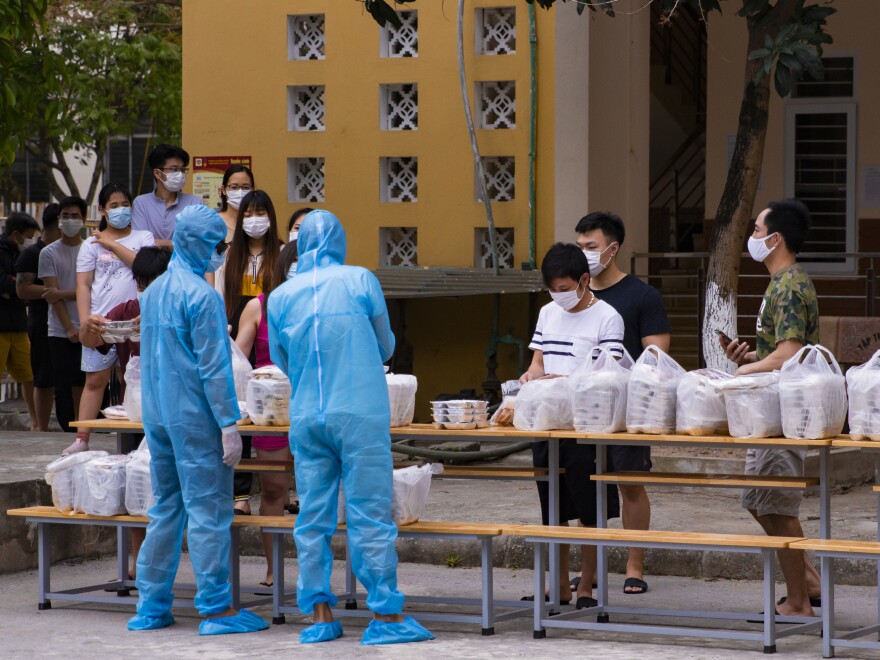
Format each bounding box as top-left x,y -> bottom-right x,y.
529,298 -> 625,376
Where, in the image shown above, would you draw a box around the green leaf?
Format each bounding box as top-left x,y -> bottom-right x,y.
748,48 -> 771,60
775,62 -> 794,97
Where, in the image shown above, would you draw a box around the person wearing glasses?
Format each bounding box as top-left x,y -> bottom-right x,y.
132,144 -> 202,248
218,164 -> 255,243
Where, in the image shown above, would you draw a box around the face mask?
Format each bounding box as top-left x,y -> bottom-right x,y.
162,170 -> 186,192
225,188 -> 247,210
19,234 -> 38,248
243,215 -> 270,238
583,243 -> 616,277
549,280 -> 586,311
289,230 -> 298,242
207,250 -> 226,273
59,219 -> 83,238
106,206 -> 132,229
748,233 -> 778,263
287,261 -> 298,279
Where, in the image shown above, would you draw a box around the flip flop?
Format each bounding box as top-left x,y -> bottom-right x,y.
285,501 -> 300,515
746,609 -> 803,624
623,577 -> 648,595
233,509 -> 251,516
520,594 -> 571,606
576,596 -> 598,610
778,595 -> 822,608
569,576 -> 598,590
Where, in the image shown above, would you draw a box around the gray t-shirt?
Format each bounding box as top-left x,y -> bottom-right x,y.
38,240 -> 83,337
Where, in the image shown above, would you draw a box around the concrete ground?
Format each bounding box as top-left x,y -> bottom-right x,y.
3,554 -> 879,658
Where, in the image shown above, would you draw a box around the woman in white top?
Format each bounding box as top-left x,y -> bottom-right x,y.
63,183 -> 155,454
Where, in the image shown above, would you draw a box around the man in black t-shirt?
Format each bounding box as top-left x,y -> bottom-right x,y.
574,211 -> 671,600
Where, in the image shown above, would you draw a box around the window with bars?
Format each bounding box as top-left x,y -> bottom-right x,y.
380,227 -> 418,266
381,157 -> 418,202
287,14 -> 325,61
380,83 -> 418,131
792,57 -> 854,99
477,156 -> 515,202
477,80 -> 516,129
476,7 -> 516,55
380,10 -> 418,58
287,85 -> 325,131
474,228 -> 515,269
288,157 -> 325,203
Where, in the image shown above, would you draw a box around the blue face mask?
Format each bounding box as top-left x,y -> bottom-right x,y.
287,261 -> 297,279
207,250 -> 226,273
107,206 -> 132,229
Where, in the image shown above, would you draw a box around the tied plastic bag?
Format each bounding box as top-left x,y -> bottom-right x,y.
626,346 -> 686,434
125,441 -> 154,516
675,369 -> 732,436
123,356 -> 142,422
779,344 -> 847,440
513,377 -> 573,431
391,464 -> 436,525
490,396 -> 516,426
230,338 -> 253,403
387,373 -> 418,427
571,346 -> 633,433
246,366 -> 291,426
82,455 -> 130,516
847,349 -> 880,441
45,450 -> 109,514
718,373 -> 782,438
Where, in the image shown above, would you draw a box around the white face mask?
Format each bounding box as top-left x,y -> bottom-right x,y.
59,219 -> 83,237
289,230 -> 299,242
748,233 -> 778,263
582,243 -> 616,277
243,215 -> 270,238
287,261 -> 298,279
225,188 -> 247,210
549,280 -> 586,311
19,234 -> 38,248
162,170 -> 186,192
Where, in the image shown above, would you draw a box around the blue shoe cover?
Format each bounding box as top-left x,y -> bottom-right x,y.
300,620 -> 344,644
361,616 -> 434,645
127,611 -> 175,631
198,608 -> 269,636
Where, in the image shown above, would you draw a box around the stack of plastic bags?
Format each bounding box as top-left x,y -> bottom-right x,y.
246,366 -> 292,426
231,338 -> 253,403
513,377 -> 573,431
847,349 -> 880,441
779,344 -> 847,440
490,380 -> 521,426
45,451 -> 109,514
391,464 -> 441,525
83,455 -> 130,516
387,373 -> 418,427
570,346 -> 633,433
123,356 -> 142,422
626,346 -> 686,434
717,372 -> 782,438
125,440 -> 154,516
675,368 -> 732,436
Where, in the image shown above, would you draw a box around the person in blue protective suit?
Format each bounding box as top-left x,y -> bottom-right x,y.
128,204 -> 268,636
267,210 -> 433,646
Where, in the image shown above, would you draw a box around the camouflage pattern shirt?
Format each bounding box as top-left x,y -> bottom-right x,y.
755,264 -> 820,361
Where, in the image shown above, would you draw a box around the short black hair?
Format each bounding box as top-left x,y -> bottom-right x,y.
288,207 -> 314,233
132,246 -> 172,290
4,212 -> 40,236
148,143 -> 190,179
42,203 -> 61,230
575,211 -> 625,247
540,243 -> 589,288
58,196 -> 87,218
764,199 -> 812,254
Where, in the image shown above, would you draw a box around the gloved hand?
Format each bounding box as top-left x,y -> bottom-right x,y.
221,425 -> 243,466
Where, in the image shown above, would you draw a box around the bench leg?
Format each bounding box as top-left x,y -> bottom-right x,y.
273,531 -> 286,625
344,539 -> 357,609
230,527 -> 240,610
821,554 -> 835,658
481,537 -> 495,636
819,448 -> 831,539
533,542 -> 546,639
547,440 -> 560,611
762,548 -> 777,654
37,522 -> 51,610
116,527 -> 131,596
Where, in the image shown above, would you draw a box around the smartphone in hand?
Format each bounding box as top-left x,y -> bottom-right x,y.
715,329 -> 734,349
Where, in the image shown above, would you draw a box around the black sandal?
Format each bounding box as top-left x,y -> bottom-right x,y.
520,594 -> 571,606
778,595 -> 822,608
285,501 -> 300,515
569,576 -> 598,590
576,596 -> 598,610
623,577 -> 648,594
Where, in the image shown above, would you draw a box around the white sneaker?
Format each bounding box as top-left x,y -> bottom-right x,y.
62,439 -> 89,455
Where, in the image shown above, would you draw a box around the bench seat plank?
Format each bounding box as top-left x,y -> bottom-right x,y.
509,524 -> 802,548
6,506 -> 147,524
790,538 -> 880,554
591,471 -> 818,489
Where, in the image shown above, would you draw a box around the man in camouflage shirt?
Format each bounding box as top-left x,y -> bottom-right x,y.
723,199 -> 821,619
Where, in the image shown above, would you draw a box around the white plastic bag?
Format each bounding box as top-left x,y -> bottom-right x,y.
231,338 -> 253,403
571,346 -> 633,433
391,465 -> 434,525
45,450 -> 109,514
123,356 -> 142,422
82,455 -> 130,516
386,374 -> 417,427
779,344 -> 847,440
718,373 -> 782,438
490,395 -> 517,426
125,442 -> 154,516
626,346 -> 686,434
246,366 -> 291,426
676,369 -> 732,436
847,349 -> 880,441
513,377 -> 573,431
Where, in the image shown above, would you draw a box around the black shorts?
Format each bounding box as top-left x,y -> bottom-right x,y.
28,325 -> 54,389
48,337 -> 86,389
532,440 -> 620,527
607,445 -> 652,473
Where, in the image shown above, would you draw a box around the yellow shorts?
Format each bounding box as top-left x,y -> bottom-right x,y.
0,331 -> 34,383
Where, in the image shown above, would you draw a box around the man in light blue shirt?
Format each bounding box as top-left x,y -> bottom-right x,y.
132,143 -> 203,247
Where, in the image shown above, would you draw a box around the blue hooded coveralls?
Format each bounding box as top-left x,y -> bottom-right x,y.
267,210 -> 405,616
133,205 -> 240,621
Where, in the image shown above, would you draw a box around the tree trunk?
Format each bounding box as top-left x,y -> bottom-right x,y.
702,14 -> 772,371
85,141 -> 106,206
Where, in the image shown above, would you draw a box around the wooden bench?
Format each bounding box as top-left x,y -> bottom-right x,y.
512,524 -> 816,654
591,471 -> 819,489
394,463 -> 564,481
790,538 -> 880,657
